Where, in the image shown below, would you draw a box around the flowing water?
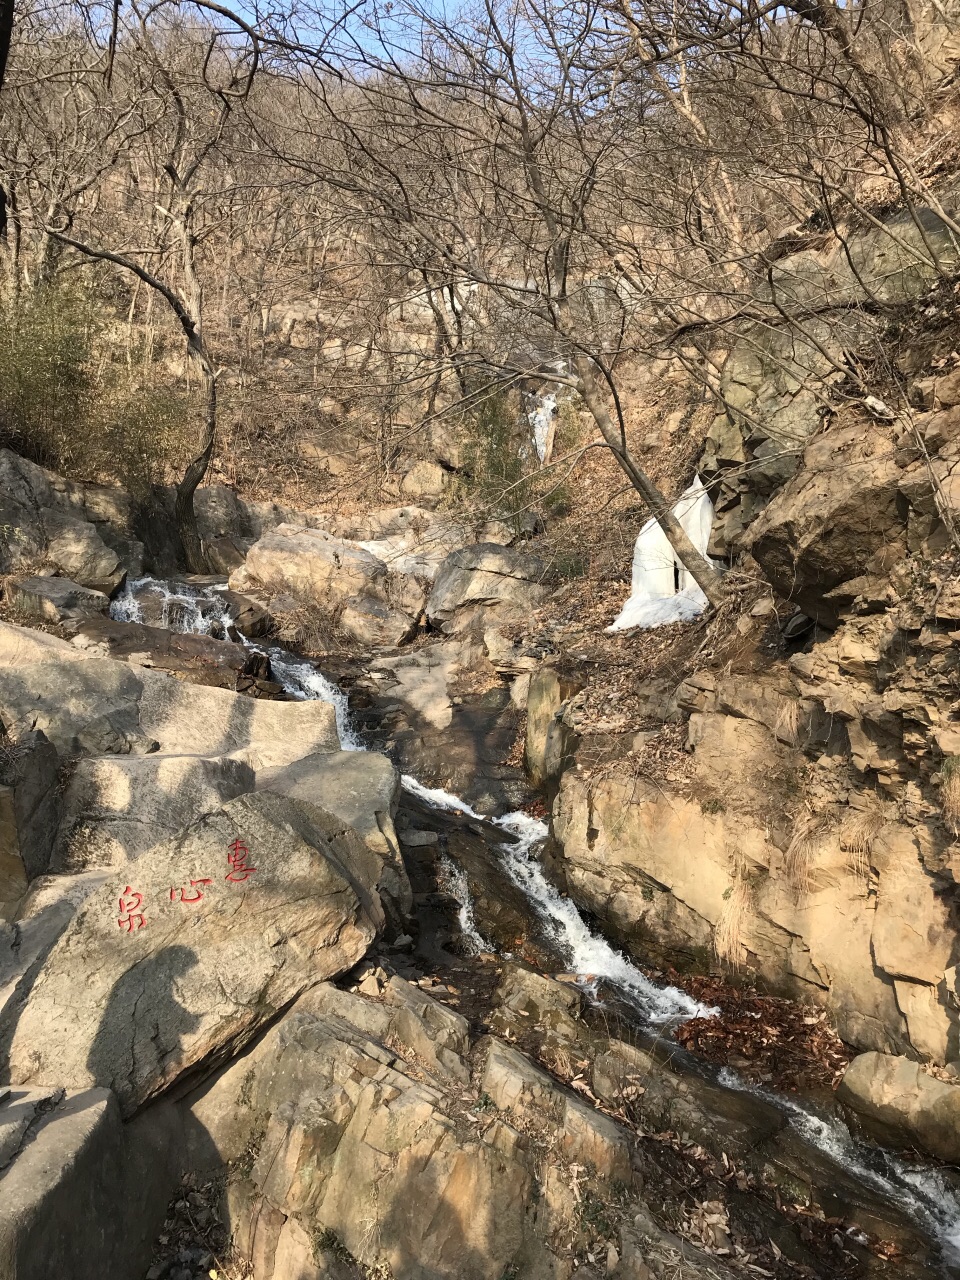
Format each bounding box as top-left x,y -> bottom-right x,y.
111,577 -> 960,1271
401,775 -> 709,1023
111,575 -> 231,635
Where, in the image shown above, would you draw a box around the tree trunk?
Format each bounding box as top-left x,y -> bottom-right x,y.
175,370 -> 216,574
573,356 -> 725,609
0,0 -> 14,99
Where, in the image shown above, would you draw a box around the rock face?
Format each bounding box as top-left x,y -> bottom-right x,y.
202,991 -> 544,1280
837,1052 -> 960,1162
232,523 -> 419,647
744,420 -> 906,625
0,730 -> 60,916
356,640 -> 532,813
525,666 -> 582,794
701,206 -> 960,555
0,1088 -> 146,1280
53,753 -> 256,871
0,449 -> 134,593
177,965 -> 931,1280
3,790 -> 384,1116
399,458 -> 448,504
547,611 -> 960,1062
427,544 -> 549,634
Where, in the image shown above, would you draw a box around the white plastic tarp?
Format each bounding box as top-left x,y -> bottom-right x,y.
607,475 -> 715,632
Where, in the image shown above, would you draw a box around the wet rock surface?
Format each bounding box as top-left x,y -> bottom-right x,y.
72,615 -> 279,693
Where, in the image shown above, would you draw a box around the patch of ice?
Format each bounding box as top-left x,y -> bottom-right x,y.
528,391 -> 557,462
608,475 -> 716,633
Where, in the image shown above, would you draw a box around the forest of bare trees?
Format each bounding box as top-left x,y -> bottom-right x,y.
0,0 -> 958,575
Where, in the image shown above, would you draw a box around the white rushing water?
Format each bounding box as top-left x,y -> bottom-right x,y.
133,577 -> 960,1268
718,1067 -> 960,1268
261,648 -> 362,751
437,855 -> 490,954
401,774 -> 710,1022
111,575 -> 231,636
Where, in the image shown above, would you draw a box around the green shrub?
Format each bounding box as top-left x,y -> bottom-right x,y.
0,282 -> 193,493
457,385 -> 533,527
0,283 -> 94,471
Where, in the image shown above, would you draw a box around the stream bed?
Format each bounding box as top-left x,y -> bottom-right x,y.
111,575 -> 960,1277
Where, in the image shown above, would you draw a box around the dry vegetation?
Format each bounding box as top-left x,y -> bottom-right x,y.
0,0 -> 957,580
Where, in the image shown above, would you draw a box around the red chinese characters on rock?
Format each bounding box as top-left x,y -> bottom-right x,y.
169,878 -> 213,904
226,837 -> 258,883
119,840 -> 258,931
118,886 -> 146,932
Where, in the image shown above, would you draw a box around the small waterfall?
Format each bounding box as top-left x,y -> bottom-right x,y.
110,576 -> 231,636
124,576 -> 960,1270
401,775 -> 709,1022
257,647 -> 362,751
437,855 -> 490,954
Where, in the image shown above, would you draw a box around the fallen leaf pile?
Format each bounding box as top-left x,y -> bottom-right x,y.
674,975 -> 853,1091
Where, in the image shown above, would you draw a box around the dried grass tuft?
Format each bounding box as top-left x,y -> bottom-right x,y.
715,858 -> 752,970
784,812 -> 832,895
840,798 -> 886,878
943,756 -> 960,834
773,697 -> 802,745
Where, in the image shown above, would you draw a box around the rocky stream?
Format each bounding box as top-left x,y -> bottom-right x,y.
84,575 -> 960,1278
6,412 -> 960,1279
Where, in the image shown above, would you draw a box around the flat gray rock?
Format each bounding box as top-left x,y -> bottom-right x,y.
9,577 -> 109,628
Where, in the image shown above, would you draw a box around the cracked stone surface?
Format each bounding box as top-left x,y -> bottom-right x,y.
2,790 -> 384,1115
426,543 -> 549,634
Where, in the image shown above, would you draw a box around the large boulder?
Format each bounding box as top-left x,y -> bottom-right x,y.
236,523 -> 388,600
399,458 -> 448,504
232,523 -> 418,648
257,749 -> 411,920
8,576 -> 109,628
359,643 -> 533,813
0,621 -> 338,767
42,511 -> 125,595
53,753 -> 255,871
0,451 -> 127,593
0,1089 -> 144,1280
744,420 -> 906,625
837,1052 -> 960,1162
426,544 -> 549,634
3,790 -> 384,1116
